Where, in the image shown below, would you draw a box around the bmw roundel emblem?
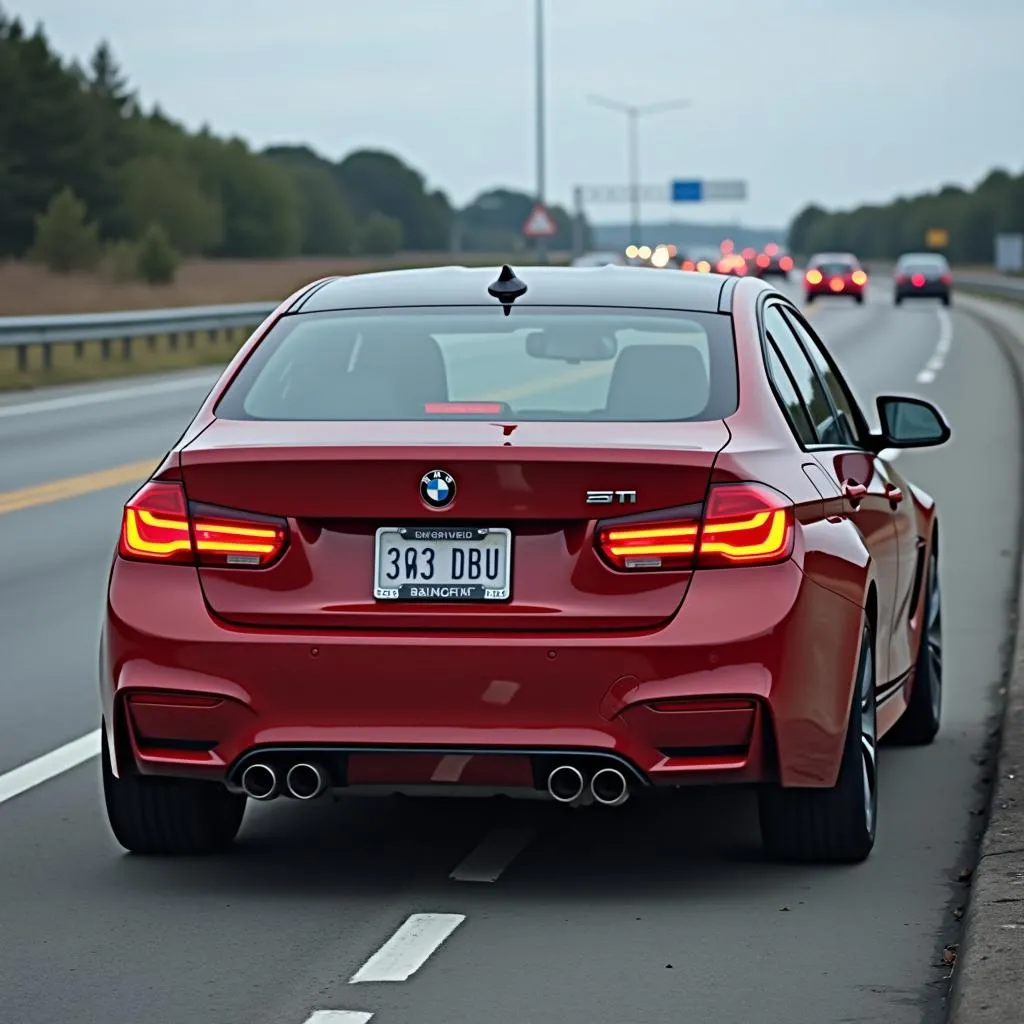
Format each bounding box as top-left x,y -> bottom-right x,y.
420,469 -> 456,509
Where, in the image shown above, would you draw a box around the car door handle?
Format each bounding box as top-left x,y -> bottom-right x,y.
842,480 -> 867,506
885,484 -> 904,507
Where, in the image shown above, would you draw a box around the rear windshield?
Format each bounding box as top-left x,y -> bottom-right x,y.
898,253 -> 947,268
214,306 -> 738,422
814,261 -> 856,276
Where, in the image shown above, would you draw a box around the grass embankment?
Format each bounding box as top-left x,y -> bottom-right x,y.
0,252 -> 567,391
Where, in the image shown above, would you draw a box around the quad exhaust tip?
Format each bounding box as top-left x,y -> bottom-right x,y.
590,767 -> 630,807
285,762 -> 327,800
546,765 -> 585,803
240,763 -> 277,801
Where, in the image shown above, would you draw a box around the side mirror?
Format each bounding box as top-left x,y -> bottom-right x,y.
874,395 -> 951,449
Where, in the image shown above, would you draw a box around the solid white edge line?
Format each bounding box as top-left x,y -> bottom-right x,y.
303,1012 -> 374,1023
0,730 -> 101,807
450,826 -> 537,883
348,913 -> 466,983
915,307 -> 953,384
0,374 -> 217,419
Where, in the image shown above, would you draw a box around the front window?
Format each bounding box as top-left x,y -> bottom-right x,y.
215,307 -> 739,423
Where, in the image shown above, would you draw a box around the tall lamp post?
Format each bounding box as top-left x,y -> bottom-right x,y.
587,95 -> 691,246
534,0 -> 547,262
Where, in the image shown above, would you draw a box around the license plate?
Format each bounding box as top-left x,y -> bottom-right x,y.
373,526 -> 512,601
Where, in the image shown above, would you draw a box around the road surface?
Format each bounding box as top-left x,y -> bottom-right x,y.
0,278 -> 1016,1024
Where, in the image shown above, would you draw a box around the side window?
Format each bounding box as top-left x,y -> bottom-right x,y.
781,310 -> 860,446
762,305 -> 838,443
765,342 -> 817,444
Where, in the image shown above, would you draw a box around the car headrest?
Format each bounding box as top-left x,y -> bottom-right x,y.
605,344 -> 710,420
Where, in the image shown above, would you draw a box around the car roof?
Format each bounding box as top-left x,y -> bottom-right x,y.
292,264 -> 754,315
897,252 -> 948,263
809,252 -> 858,263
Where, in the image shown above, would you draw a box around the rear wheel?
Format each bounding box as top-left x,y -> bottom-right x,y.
887,545 -> 942,745
942,294 -> 951,307
894,295 -> 903,305
101,728 -> 246,855
855,294 -> 864,305
758,621 -> 877,863
805,293 -> 815,304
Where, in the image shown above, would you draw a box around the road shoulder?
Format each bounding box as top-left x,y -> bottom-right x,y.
948,295 -> 1024,1024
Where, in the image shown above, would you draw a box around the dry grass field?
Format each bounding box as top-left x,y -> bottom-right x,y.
0,251 -> 569,390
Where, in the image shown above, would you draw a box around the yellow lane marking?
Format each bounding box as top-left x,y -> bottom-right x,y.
0,459 -> 155,516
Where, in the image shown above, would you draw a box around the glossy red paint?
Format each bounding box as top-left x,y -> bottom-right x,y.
99,270 -> 940,806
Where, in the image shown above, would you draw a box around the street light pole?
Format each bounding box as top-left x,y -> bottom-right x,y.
588,95 -> 691,246
534,0 -> 547,262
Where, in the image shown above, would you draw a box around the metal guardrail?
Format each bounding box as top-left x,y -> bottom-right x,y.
0,301 -> 277,373
3,267 -> 1024,376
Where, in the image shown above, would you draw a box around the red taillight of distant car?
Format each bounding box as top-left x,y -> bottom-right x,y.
912,274 -> 926,288
940,273 -> 952,285
779,256 -> 793,271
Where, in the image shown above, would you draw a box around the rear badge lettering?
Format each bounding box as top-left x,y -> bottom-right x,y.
585,490 -> 637,504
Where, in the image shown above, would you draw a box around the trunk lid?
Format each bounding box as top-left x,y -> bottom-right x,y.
179,419 -> 729,631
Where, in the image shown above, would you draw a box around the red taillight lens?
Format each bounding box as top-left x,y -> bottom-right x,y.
119,481 -> 287,568
911,273 -> 925,287
756,254 -> 770,268
596,483 -> 794,571
940,273 -> 952,285
780,256 -> 794,271
896,273 -> 907,284
851,270 -> 868,286
805,269 -> 823,285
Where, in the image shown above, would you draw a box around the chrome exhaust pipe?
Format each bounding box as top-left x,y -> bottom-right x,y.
590,767 -> 630,807
285,762 -> 326,800
546,765 -> 585,803
241,763 -> 278,800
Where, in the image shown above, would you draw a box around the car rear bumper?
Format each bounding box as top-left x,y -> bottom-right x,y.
805,283 -> 865,297
895,284 -> 950,299
101,558 -> 864,793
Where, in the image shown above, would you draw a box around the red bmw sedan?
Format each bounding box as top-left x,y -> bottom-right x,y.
101,265 -> 950,864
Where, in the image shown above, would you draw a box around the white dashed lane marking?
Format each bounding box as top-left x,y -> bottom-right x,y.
0,730 -> 100,807
449,826 -> 537,882
302,1013 -> 374,1023
348,913 -> 466,984
916,307 -> 953,384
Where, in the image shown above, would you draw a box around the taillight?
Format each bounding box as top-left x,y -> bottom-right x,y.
779,256 -> 794,271
851,270 -> 868,286
911,273 -> 926,287
681,259 -> 695,271
119,481 -> 287,568
596,483 -> 794,571
940,273 -> 952,285
805,269 -> 823,285
756,254 -> 770,268
896,273 -> 907,284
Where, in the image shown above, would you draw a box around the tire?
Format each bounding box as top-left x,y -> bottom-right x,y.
101,728 -> 246,855
894,295 -> 903,306
886,545 -> 942,745
942,294 -> 951,307
805,293 -> 815,304
758,621 -> 878,863
855,294 -> 864,305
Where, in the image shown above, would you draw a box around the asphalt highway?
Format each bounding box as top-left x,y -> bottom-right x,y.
0,277 -> 1017,1024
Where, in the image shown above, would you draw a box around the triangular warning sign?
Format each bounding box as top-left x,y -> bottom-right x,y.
523,203 -> 557,238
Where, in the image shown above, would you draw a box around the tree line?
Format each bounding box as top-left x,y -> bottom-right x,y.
0,7 -> 586,283
788,168 -> 1024,264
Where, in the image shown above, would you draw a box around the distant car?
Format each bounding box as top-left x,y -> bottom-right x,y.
716,252 -> 749,277
805,253 -> 868,304
688,250 -> 719,274
751,246 -> 794,279
572,251 -> 627,268
894,253 -> 952,306
100,264 -> 951,865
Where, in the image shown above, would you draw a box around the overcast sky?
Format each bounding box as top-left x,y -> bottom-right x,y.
14,1 -> 1024,228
